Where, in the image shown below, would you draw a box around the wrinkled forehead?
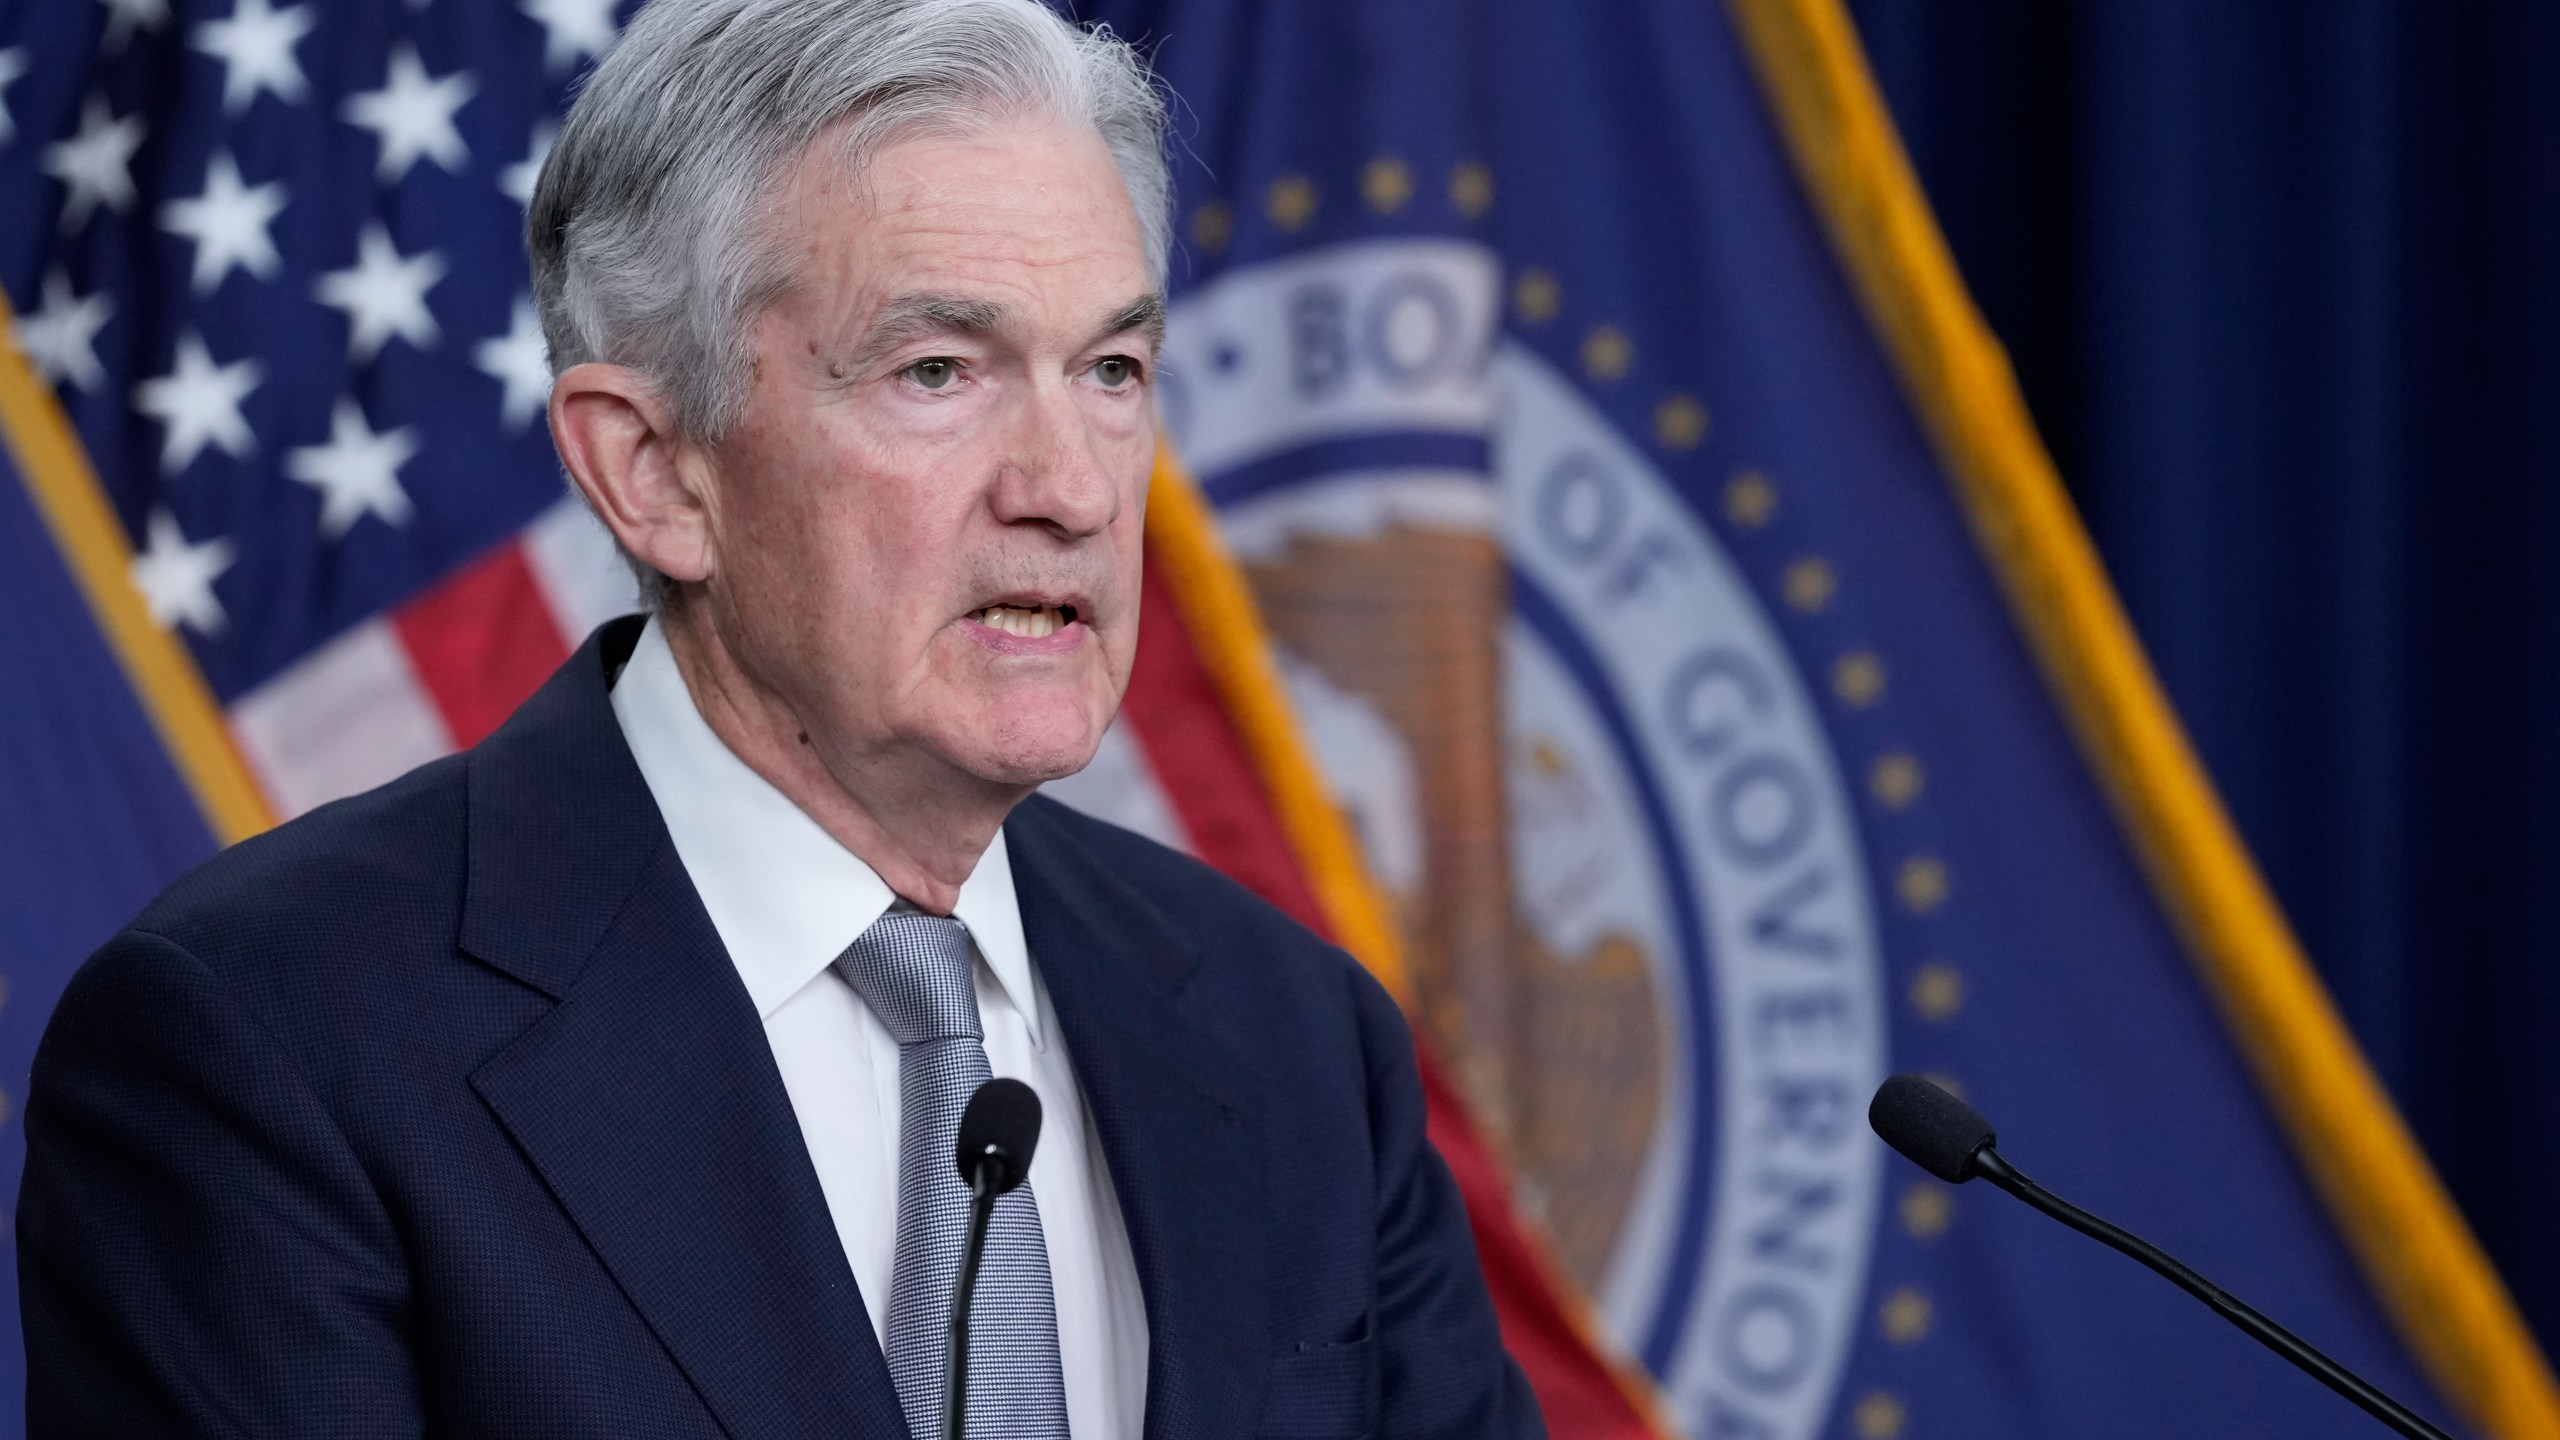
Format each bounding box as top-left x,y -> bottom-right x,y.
760,112 -> 1153,327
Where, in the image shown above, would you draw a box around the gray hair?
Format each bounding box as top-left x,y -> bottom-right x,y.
530,0 -> 1171,603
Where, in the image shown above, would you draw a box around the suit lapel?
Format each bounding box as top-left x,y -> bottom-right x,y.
1007,800 -> 1272,1440
460,620 -> 905,1439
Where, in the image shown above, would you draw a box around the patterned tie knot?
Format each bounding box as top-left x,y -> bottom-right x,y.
835,911 -> 982,1048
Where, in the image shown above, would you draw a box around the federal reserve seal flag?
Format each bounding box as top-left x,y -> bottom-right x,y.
3,0 -> 2558,1436
1069,0 -> 2560,1435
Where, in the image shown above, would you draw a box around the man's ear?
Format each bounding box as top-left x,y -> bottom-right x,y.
550,363 -> 716,586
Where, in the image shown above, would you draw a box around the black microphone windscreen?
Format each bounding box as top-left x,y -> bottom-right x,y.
1869,1074 -> 1997,1183
955,1077 -> 1043,1195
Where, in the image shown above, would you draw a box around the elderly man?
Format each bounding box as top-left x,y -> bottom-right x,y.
16,0 -> 1542,1436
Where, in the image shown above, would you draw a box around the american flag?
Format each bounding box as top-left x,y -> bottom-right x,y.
2,0 -> 641,818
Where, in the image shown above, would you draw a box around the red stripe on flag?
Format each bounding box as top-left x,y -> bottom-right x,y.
1420,1053 -> 1662,1439
1120,560 -> 1332,932
392,540 -> 572,749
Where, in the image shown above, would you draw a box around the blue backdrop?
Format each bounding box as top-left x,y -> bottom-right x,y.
0,0 -> 2538,1430
1848,0 -> 2560,1353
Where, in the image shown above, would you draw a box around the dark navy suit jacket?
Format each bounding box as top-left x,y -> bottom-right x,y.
18,617 -> 1543,1439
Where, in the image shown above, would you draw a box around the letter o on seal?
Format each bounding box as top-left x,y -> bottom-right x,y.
1715,1283 -> 1817,1395
1536,452 -> 1625,566
1710,753 -> 1816,871
1362,272 -> 1465,388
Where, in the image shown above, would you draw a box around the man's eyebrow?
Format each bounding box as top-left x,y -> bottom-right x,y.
1094,293 -> 1167,352
847,293 -> 1009,372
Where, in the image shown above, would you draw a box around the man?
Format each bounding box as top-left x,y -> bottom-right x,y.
15,0 -> 1544,1435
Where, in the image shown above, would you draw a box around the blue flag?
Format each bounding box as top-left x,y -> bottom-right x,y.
2,0 -> 643,1421
2,0 -> 2550,1436
1080,0 -> 2551,1435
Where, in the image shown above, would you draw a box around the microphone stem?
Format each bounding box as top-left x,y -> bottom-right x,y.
942,1166 -> 1000,1440
1970,1147 -> 2453,1440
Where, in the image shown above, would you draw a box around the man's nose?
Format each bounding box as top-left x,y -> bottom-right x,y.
989,380 -> 1120,540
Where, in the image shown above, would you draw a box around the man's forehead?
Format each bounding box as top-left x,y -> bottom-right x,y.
768,119 -> 1157,351
785,116 -> 1142,251
852,288 -> 1165,349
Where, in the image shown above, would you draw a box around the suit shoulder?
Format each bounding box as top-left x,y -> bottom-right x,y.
1013,794 -> 1377,1000
131,752 -> 470,977
1013,792 -> 1240,892
1015,794 -> 1315,932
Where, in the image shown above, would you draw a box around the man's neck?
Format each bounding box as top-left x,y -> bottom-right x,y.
656,605 -> 1021,915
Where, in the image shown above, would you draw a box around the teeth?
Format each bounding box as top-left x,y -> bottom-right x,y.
974,603 -> 1065,638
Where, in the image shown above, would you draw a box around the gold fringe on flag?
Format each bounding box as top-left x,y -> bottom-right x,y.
1722,1 -> 2560,1433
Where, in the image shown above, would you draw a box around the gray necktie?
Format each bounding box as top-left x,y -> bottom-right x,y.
836,911 -> 1071,1439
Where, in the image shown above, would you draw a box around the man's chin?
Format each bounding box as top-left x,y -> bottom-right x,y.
935,716 -> 1112,793
961,746 -> 1099,792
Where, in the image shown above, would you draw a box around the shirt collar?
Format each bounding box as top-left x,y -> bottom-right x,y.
608,617 -> 1042,1042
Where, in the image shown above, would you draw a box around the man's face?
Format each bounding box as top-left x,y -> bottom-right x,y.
696,116 -> 1159,792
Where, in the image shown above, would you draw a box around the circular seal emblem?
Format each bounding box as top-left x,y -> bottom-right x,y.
1161,238 -> 1889,1439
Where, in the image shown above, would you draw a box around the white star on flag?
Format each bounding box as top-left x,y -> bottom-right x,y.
130,509 -> 237,635
500,121 -> 554,209
100,0 -> 171,53
162,152 -> 289,294
43,96 -> 147,230
286,399 -> 420,537
521,0 -> 619,74
474,297 -> 555,429
14,272 -> 114,392
135,333 -> 263,473
317,224 -> 447,361
342,44 -> 475,182
192,0 -> 317,114
0,48 -> 28,148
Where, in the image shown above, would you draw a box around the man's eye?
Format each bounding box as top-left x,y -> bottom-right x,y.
1093,356 -> 1141,388
907,358 -> 959,390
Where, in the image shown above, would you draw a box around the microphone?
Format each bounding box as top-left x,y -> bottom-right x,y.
942,1077 -> 1043,1440
1868,1075 -> 2452,1440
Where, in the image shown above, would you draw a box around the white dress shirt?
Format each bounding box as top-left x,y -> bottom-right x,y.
610,619 -> 1149,1438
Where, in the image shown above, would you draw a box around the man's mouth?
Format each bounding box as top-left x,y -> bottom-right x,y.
967,602 -> 1079,639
